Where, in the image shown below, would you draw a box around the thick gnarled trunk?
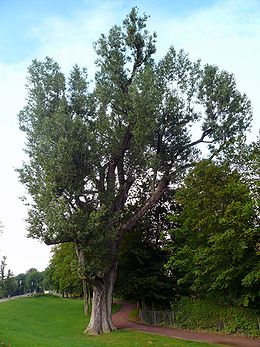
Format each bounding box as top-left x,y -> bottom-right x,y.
85,263 -> 117,335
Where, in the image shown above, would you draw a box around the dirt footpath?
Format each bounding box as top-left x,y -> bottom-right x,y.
112,302 -> 260,347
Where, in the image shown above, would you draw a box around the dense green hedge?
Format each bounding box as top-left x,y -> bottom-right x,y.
171,297 -> 260,337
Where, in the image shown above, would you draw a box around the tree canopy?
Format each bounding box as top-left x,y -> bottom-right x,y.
46,243 -> 82,297
115,199 -> 175,309
0,256 -> 17,298
166,160 -> 260,305
18,8 -> 252,335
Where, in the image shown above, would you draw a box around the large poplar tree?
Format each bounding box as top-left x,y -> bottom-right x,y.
18,8 -> 252,335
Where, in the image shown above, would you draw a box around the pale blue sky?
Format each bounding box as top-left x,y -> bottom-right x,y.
0,0 -> 221,63
0,0 -> 259,275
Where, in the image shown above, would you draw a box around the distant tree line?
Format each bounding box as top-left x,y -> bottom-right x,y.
0,259 -> 45,298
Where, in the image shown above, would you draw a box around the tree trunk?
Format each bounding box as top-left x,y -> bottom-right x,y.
85,263 -> 117,335
88,286 -> 92,312
83,279 -> 92,315
83,279 -> 88,315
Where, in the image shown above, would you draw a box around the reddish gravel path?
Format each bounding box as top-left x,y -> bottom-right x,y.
112,302 -> 260,347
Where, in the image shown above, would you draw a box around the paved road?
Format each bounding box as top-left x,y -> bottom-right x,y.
0,294 -> 29,303
113,302 -> 260,347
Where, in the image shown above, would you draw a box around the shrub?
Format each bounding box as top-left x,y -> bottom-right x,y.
171,297 -> 259,337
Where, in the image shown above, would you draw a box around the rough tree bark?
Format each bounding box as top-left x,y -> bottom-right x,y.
85,263 -> 117,335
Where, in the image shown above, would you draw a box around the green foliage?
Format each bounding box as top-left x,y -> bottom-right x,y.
115,228 -> 172,308
3,273 -> 17,297
25,268 -> 44,293
18,8 -> 252,279
17,9 -> 254,333
167,160 -> 260,304
0,296 -> 218,347
46,243 -> 82,296
1,267 -> 45,298
0,256 -> 7,297
171,297 -> 259,337
115,200 -> 175,308
0,257 -> 17,298
231,137 -> 260,305
15,273 -> 26,295
128,307 -> 139,322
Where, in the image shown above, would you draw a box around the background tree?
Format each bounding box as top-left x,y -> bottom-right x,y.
4,270 -> 18,297
167,160 -> 259,306
47,244 -> 83,297
233,136 -> 260,205
42,266 -> 53,292
0,256 -> 17,298
229,136 -> 260,304
115,199 -> 175,309
18,8 -> 252,334
15,273 -> 27,295
0,256 -> 7,297
46,243 -> 91,314
25,268 -> 44,293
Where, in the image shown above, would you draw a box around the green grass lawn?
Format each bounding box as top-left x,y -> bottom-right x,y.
0,296 -> 223,347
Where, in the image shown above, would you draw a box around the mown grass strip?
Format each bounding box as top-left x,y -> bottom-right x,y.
0,296 -> 222,347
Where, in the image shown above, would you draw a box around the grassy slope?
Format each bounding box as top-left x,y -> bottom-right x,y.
0,296 -> 222,347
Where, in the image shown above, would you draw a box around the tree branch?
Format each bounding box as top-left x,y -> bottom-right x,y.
44,234 -> 74,245
111,102 -> 128,115
95,164 -> 106,195
106,125 -> 132,192
120,175 -> 169,234
112,175 -> 135,212
184,128 -> 212,150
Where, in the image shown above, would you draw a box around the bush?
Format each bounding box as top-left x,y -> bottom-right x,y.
171,297 -> 259,337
